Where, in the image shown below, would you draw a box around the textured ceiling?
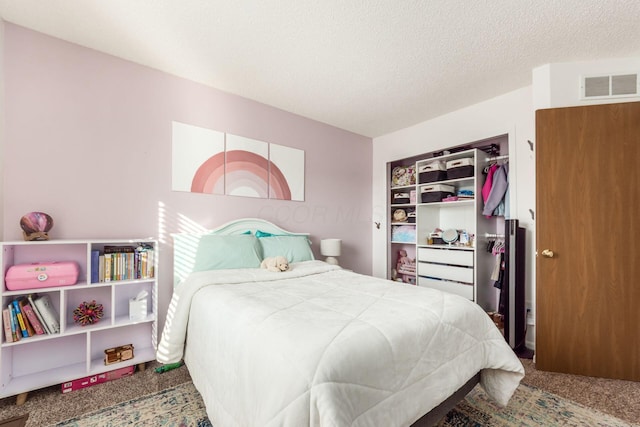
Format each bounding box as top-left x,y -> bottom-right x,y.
1,0 -> 639,137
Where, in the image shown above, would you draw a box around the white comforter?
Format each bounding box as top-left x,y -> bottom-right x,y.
157,261 -> 524,427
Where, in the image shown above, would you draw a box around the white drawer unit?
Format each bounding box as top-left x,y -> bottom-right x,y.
418,247 -> 473,266
417,262 -> 473,284
418,277 -> 474,300
417,246 -> 474,300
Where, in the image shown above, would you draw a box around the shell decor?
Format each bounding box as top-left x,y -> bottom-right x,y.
20,212 -> 54,241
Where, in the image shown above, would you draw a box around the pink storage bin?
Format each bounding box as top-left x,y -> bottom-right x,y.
5,262 -> 80,290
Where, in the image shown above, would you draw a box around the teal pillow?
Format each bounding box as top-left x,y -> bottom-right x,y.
190,234 -> 263,271
255,230 -> 274,238
259,235 -> 314,263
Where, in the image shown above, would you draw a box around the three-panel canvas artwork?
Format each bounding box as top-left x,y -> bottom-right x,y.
172,121 -> 305,201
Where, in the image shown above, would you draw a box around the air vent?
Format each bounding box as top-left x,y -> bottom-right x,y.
581,73 -> 639,99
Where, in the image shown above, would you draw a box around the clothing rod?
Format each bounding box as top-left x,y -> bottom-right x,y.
485,233 -> 505,239
485,155 -> 509,162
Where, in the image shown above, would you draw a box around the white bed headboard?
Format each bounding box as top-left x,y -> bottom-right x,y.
204,218 -> 310,238
172,218 -> 310,287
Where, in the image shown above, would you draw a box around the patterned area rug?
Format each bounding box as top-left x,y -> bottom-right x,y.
51,381 -> 633,427
50,382 -> 211,427
437,383 -> 634,427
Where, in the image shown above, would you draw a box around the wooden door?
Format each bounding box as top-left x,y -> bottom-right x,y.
536,101 -> 640,381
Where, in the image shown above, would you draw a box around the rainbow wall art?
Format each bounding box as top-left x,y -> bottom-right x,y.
171,122 -> 305,201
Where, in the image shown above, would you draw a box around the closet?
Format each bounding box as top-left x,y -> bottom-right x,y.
386,135 -> 522,319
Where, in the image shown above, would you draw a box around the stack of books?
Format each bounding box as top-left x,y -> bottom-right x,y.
91,244 -> 155,284
3,294 -> 60,343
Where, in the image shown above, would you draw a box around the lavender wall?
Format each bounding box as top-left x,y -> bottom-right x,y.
2,23 -> 372,331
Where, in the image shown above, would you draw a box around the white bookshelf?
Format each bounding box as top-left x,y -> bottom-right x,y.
0,239 -> 157,403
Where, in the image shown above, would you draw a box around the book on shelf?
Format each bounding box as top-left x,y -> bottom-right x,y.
91,250 -> 100,284
104,253 -> 112,282
11,300 -> 31,338
27,293 -> 52,334
127,252 -> 134,280
137,245 -> 154,279
98,245 -> 154,282
17,299 -> 37,337
32,294 -> 60,334
104,245 -> 135,254
98,255 -> 105,283
7,304 -> 20,341
112,252 -> 119,282
19,299 -> 46,335
3,308 -> 13,343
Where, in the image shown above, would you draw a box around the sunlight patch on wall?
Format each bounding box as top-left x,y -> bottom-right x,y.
158,200 -> 211,288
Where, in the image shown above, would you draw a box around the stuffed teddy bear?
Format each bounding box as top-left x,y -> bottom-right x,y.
260,256 -> 290,272
396,249 -> 410,271
396,249 -> 416,283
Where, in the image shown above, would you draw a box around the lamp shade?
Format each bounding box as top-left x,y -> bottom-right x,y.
320,239 -> 341,257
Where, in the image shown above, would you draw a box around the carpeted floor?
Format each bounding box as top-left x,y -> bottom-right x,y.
520,358 -> 640,425
0,359 -> 638,426
0,361 -> 192,427
50,382 -> 211,427
44,380 -> 636,427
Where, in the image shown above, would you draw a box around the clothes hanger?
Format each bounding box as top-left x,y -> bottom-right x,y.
492,240 -> 505,255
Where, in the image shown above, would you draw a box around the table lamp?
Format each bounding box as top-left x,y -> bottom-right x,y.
320,239 -> 341,265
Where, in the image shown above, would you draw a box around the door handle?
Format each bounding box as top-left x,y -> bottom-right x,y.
541,249 -> 554,258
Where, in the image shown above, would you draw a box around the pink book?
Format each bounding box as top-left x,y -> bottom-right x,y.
2,308 -> 13,343
20,302 -> 45,335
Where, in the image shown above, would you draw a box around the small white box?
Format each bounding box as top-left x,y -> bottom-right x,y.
419,160 -> 446,172
129,297 -> 147,321
445,157 -> 474,169
420,184 -> 455,193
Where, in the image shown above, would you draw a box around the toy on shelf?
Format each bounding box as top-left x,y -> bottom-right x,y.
104,344 -> 134,365
396,249 -> 416,283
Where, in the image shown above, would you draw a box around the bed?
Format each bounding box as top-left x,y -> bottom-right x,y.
157,218 -> 524,427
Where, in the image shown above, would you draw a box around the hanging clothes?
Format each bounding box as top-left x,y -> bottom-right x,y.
490,252 -> 502,281
504,173 -> 511,219
497,162 -> 510,219
493,251 -> 506,315
482,164 -> 499,204
483,162 -> 509,217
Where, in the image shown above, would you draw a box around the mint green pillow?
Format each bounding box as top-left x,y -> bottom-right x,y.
191,234 -> 263,271
259,235 -> 314,263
